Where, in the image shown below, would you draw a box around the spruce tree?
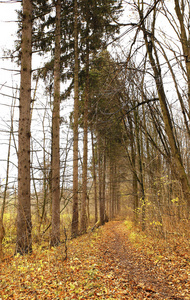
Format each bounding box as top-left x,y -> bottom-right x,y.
16,0 -> 33,254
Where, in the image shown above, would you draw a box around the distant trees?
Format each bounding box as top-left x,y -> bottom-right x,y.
71,0 -> 122,235
78,0 -> 123,232
86,51 -> 124,224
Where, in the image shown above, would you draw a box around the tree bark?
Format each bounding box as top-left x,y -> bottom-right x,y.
0,218 -> 5,260
134,109 -> 146,230
16,0 -> 32,255
81,35 -> 90,234
174,0 -> 190,113
72,0 -> 79,237
91,130 -> 98,223
98,134 -> 104,225
128,111 -> 139,223
50,0 -> 61,246
102,140 -> 106,222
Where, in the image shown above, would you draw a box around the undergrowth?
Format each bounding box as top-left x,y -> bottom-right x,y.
123,217 -> 190,265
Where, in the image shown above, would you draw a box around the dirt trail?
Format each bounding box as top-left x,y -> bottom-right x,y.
96,221 -> 189,300
1,220 -> 189,299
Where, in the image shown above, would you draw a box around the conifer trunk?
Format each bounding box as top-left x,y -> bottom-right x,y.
91,130 -> 98,223
81,36 -> 89,234
16,0 -> 32,255
50,0 -> 61,246
98,134 -> 106,225
102,139 -> 106,222
72,0 -> 79,237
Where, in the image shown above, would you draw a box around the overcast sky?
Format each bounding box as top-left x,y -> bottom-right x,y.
0,1 -> 19,49
0,1 -> 20,184
0,1 -> 20,94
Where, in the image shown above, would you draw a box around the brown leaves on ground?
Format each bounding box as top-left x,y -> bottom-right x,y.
0,221 -> 190,299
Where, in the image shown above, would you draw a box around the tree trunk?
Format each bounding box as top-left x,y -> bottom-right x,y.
174,0 -> 190,114
128,112 -> 139,223
16,0 -> 32,255
134,109 -> 145,230
1,99 -> 15,219
102,140 -> 106,222
80,36 -> 89,234
98,134 -> 104,225
72,0 -> 79,237
50,0 -> 61,246
91,130 -> 98,223
109,158 -> 113,219
0,218 -> 5,261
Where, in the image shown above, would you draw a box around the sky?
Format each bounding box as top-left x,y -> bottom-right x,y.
0,2 -> 19,49
0,1 -> 20,104
0,1 -> 20,186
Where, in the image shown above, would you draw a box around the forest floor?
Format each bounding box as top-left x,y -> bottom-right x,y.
1,220 -> 190,299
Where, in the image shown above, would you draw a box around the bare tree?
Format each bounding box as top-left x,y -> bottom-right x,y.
137,1 -> 190,209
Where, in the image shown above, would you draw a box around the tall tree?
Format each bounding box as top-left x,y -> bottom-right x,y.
50,0 -> 61,246
71,0 -> 79,238
174,0 -> 190,115
87,50 -> 124,222
80,3 -> 90,234
79,0 -> 122,230
16,0 -> 32,254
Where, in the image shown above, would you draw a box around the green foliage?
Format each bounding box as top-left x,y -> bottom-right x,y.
81,50 -> 125,154
80,0 -> 123,50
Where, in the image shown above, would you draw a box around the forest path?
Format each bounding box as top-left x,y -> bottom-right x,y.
1,220 -> 190,299
95,221 -> 189,300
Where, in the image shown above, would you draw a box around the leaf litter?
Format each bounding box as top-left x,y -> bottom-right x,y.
0,220 -> 190,299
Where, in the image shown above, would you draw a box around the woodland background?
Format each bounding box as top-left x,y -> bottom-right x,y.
0,0 -> 189,262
